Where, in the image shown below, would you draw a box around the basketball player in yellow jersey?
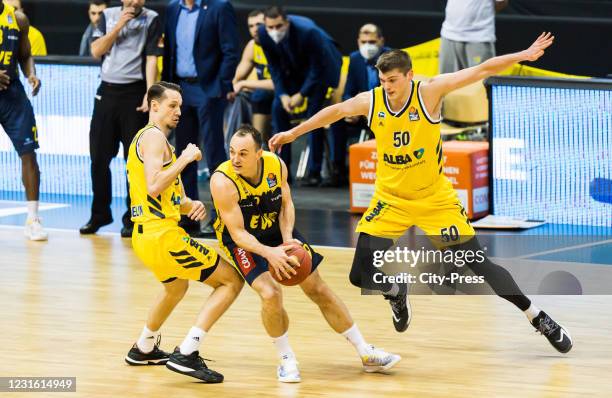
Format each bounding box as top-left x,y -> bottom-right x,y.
230,9 -> 274,137
210,125 -> 400,383
124,82 -> 244,383
270,33 -> 572,354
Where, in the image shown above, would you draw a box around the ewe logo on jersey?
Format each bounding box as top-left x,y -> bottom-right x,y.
250,212 -> 278,230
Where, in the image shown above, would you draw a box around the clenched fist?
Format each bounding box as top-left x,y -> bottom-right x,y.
181,143 -> 202,163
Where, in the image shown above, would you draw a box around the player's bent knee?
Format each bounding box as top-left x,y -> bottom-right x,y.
258,283 -> 283,305
301,277 -> 331,303
163,279 -> 189,300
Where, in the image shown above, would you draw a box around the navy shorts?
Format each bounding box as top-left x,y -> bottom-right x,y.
0,81 -> 38,156
220,229 -> 323,285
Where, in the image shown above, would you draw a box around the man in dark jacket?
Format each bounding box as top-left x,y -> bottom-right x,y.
162,0 -> 239,236
326,23 -> 390,187
258,6 -> 341,186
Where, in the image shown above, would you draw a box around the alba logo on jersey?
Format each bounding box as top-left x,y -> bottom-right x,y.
364,200 -> 388,222
383,148 -> 425,165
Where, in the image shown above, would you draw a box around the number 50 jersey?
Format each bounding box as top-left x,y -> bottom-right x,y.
367,81 -> 444,198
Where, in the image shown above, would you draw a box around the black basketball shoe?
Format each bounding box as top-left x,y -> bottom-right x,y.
383,283 -> 411,332
125,335 -> 170,365
532,311 -> 573,353
166,347 -> 224,383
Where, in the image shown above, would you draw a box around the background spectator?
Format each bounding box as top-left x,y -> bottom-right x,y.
0,0 -> 45,240
231,9 -> 274,142
5,0 -> 46,56
439,0 -> 508,73
79,0 -> 108,56
258,6 -> 342,186
162,0 -> 239,237
326,23 -> 390,187
80,0 -> 162,237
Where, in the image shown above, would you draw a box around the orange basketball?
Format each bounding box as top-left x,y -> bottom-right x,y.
270,242 -> 312,286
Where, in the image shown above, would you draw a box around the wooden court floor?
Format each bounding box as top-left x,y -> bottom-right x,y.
1,227 -> 611,398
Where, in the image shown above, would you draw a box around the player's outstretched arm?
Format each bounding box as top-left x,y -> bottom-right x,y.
210,173 -> 299,280
423,32 -> 555,104
141,129 -> 200,197
268,91 -> 371,152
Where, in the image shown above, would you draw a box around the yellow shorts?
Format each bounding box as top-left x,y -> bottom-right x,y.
132,221 -> 220,283
356,177 -> 475,247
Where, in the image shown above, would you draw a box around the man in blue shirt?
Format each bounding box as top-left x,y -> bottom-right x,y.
258,6 -> 342,186
326,24 -> 390,187
162,0 -> 239,237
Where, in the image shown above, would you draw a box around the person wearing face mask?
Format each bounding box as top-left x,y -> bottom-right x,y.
325,23 -> 390,187
257,6 -> 342,186
81,0 -> 163,238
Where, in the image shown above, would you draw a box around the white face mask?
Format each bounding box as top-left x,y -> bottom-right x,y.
267,27 -> 287,44
359,43 -> 380,60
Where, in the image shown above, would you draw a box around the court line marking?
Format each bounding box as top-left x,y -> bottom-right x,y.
0,202 -> 69,217
515,239 -> 612,259
4,224 -> 612,257
0,224 -> 357,251
4,224 -> 610,267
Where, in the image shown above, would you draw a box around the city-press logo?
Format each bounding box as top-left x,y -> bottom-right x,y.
408,106 -> 420,121
267,173 -> 278,188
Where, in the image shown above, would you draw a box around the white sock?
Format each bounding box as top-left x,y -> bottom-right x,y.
524,304 -> 541,322
341,324 -> 370,357
179,326 -> 206,355
136,325 -> 159,354
272,331 -> 295,361
26,201 -> 39,220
